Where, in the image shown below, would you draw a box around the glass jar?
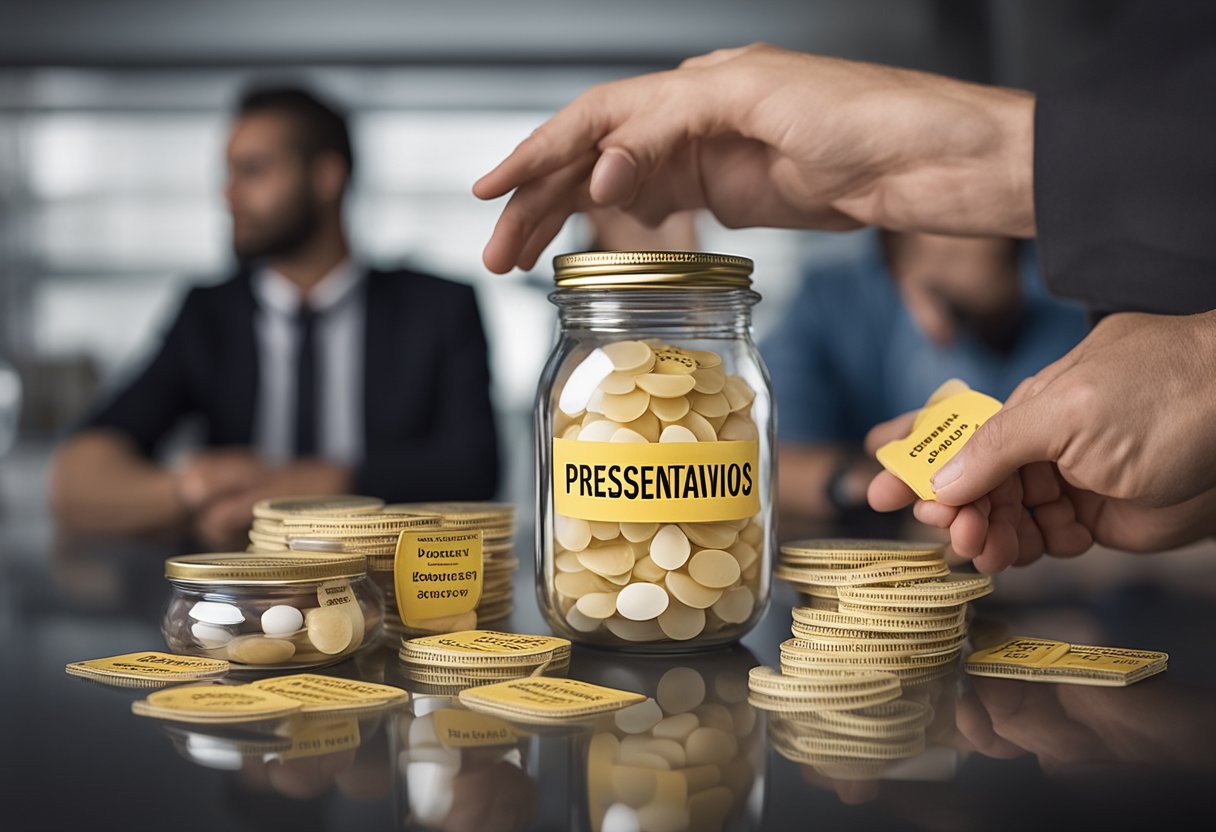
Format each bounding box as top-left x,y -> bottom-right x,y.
535,251 -> 774,651
162,552 -> 384,669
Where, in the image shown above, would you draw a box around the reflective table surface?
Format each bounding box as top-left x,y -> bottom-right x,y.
3,472 -> 1215,832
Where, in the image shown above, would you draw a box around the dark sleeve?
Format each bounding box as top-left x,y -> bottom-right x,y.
353,285 -> 500,502
1034,2 -> 1216,316
78,289 -> 198,457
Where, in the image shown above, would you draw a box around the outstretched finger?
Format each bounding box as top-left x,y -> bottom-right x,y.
474,83 -> 622,200
481,151 -> 598,273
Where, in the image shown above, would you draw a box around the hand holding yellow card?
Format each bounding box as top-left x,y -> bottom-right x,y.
876,379 -> 1003,501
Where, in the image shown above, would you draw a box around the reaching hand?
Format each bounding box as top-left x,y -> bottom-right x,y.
474,43 -> 1034,273
867,311 -> 1216,571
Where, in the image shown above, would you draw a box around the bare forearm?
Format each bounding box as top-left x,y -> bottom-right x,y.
842,80 -> 1036,238
476,44 -> 1038,272
49,430 -> 188,535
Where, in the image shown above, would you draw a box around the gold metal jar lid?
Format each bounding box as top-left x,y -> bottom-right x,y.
552,251 -> 753,289
164,552 -> 368,584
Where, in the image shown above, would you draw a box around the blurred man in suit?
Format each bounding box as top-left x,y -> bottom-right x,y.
51,85 -> 499,547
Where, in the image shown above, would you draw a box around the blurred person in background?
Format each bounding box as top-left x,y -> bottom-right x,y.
50,84 -> 499,548
762,231 -> 1086,524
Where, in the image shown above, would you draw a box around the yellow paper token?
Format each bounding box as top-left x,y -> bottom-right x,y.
965,637 -> 1168,686
133,684 -> 303,723
876,388 -> 1003,501
66,652 -> 229,687
400,630 -> 571,667
249,674 -> 408,712
923,377 -> 972,409
458,677 -> 645,723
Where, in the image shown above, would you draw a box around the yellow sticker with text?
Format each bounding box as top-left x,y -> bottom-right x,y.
552,438 -> 759,522
877,386 -> 1003,501
432,708 -> 519,748
395,529 -> 483,622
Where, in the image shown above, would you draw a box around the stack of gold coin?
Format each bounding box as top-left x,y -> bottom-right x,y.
377,502 -> 517,639
251,508 -> 441,554
773,539 -> 991,683
246,497 -> 517,639
396,630 -> 570,691
249,495 -> 389,549
750,539 -> 992,777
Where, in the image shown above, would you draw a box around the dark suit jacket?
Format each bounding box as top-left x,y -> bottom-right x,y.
1035,1 -> 1216,317
81,266 -> 500,502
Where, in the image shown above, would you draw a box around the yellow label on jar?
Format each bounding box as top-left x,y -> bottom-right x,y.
395,529 -> 484,622
552,438 -> 759,522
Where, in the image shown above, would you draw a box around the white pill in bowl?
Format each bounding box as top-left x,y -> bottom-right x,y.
260,605 -> 304,636
191,621 -> 236,648
187,600 -> 245,625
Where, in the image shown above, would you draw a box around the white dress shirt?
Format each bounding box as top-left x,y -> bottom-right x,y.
251,259 -> 365,466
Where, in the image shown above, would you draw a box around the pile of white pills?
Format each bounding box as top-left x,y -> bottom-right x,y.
184,593 -> 365,667
551,339 -> 764,644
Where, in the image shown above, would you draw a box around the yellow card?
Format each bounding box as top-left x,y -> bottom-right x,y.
394,529 -> 484,622
249,674 -> 408,712
458,677 -> 645,722
966,637 -> 1168,686
66,651 -> 229,683
877,385 -> 1003,501
964,637 -> 1071,667
922,378 -> 973,411
401,630 -> 571,664
132,685 -> 303,723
